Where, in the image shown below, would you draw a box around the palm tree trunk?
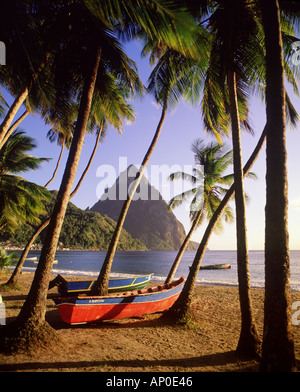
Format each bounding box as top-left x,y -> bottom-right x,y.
0,110 -> 29,147
5,121 -> 103,287
44,141 -> 64,188
164,126 -> 266,328
260,0 -> 296,372
6,218 -> 51,287
165,207 -> 204,284
0,88 -> 29,150
14,46 -> 101,332
92,100 -> 168,295
0,52 -> 50,150
70,126 -> 102,197
227,69 -> 260,357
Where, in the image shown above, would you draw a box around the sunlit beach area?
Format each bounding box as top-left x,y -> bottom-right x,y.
0,270 -> 299,372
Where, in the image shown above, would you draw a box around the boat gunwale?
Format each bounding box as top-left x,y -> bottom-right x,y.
62,274 -> 154,294
66,273 -> 154,284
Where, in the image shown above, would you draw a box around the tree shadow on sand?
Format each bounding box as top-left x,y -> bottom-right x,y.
0,351 -> 260,372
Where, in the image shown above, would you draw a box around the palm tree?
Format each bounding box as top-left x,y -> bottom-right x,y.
43,129 -> 72,189
165,139 -> 235,284
3,0 -> 196,348
164,125 -> 267,323
259,0 -> 296,372
0,130 -> 50,232
0,1 -> 60,149
90,43 -> 209,296
194,0 -> 266,357
164,0 -> 299,359
5,73 -> 135,288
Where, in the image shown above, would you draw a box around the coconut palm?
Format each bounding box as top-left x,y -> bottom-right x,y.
0,130 -> 50,232
260,0 -> 297,372
6,73 -> 135,288
43,128 -> 73,189
91,41 -> 209,296
5,0 -> 199,347
0,0 -> 61,150
164,126 -> 267,324
165,139 -> 235,283
165,0 -> 299,358
188,0 -> 265,357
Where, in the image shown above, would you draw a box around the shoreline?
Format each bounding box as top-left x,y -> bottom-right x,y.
11,267 -> 300,292
0,271 -> 299,372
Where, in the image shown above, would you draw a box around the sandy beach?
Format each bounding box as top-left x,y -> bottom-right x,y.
0,271 -> 299,372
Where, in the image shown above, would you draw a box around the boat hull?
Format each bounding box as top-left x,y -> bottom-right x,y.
200,263 -> 231,270
52,274 -> 154,295
53,276 -> 184,325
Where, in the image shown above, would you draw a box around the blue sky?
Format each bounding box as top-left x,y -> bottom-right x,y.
5,40 -> 300,250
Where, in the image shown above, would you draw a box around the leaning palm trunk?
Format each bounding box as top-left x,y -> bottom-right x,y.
6,218 -> 51,287
260,0 -> 296,372
10,47 -> 102,336
0,54 -> 50,150
5,125 -> 103,288
164,126 -> 266,325
165,206 -> 204,284
0,88 -> 29,150
0,110 -> 30,148
44,141 -> 64,188
227,70 -> 260,356
92,100 -> 168,295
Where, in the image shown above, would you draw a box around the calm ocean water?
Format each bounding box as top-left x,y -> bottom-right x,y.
19,249 -> 300,291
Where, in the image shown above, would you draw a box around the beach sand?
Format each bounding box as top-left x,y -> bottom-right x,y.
0,271 -> 299,372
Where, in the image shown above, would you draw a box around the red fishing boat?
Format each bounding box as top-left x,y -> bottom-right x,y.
53,276 -> 184,325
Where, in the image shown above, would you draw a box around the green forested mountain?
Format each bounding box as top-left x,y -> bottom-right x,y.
0,192 -> 147,251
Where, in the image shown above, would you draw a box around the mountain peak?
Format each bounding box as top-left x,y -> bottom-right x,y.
100,164 -> 161,203
91,166 -> 196,250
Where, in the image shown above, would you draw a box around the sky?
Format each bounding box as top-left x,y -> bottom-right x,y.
4,40 -> 300,251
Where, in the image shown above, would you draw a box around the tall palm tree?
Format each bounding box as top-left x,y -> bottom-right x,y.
43,128 -> 73,189
91,50 -> 177,295
0,130 -> 50,232
2,0 -> 198,349
164,125 -> 267,323
259,0 -> 296,372
90,43 -> 209,296
195,0 -> 265,356
165,139 -> 235,284
165,0 -> 299,359
6,72 -> 135,288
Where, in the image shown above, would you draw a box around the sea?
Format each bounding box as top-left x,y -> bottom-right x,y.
16,249 -> 300,292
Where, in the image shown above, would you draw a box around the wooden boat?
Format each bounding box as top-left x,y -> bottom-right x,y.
49,273 -> 154,295
200,263 -> 231,270
53,276 -> 184,325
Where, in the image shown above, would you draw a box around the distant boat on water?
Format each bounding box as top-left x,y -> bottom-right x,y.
200,263 -> 231,270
